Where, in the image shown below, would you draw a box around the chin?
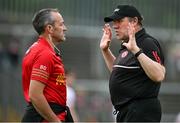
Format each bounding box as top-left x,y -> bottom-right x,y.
119,36 -> 128,41
116,35 -> 120,39
116,36 -> 122,40
59,37 -> 66,42
62,37 -> 66,41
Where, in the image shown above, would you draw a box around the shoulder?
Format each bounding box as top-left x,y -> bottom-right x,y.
142,33 -> 158,44
139,34 -> 161,49
40,48 -> 53,56
139,33 -> 165,64
36,47 -> 54,59
30,47 -> 55,67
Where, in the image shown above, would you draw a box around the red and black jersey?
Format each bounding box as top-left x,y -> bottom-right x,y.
22,36 -> 66,106
109,28 -> 164,108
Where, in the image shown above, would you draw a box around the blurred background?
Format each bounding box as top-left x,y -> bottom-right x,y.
0,0 -> 180,122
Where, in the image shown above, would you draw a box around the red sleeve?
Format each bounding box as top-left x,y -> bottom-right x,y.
31,51 -> 54,84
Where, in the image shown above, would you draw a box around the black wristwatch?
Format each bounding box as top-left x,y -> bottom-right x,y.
135,49 -> 143,58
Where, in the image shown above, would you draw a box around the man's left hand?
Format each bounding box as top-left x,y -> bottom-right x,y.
122,23 -> 140,54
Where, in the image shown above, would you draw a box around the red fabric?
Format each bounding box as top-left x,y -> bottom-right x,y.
22,37 -> 66,120
152,51 -> 161,64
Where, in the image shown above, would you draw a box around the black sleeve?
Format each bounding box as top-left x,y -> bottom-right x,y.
139,37 -> 164,65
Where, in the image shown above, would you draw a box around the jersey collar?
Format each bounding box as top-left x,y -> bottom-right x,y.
38,36 -> 54,52
38,36 -> 62,58
135,28 -> 146,40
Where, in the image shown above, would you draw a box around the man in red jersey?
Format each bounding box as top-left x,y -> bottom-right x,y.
21,8 -> 73,122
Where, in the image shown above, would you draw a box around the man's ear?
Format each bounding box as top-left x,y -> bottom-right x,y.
132,17 -> 138,25
46,24 -> 54,33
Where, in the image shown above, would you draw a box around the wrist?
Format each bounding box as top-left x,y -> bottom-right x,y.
134,48 -> 143,58
101,47 -> 110,52
132,46 -> 140,54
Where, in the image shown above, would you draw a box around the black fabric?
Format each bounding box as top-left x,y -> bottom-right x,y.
116,98 -> 161,122
65,106 -> 74,122
104,5 -> 143,22
21,102 -> 74,122
109,28 -> 164,109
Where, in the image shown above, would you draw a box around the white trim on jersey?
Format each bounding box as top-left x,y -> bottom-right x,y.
113,65 -> 140,69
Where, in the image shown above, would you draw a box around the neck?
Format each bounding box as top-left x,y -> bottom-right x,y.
40,34 -> 59,49
135,25 -> 142,33
40,34 -> 61,55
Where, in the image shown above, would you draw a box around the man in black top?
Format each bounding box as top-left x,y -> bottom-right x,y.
100,5 -> 166,122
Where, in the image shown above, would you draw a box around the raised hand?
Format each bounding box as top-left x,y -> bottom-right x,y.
122,23 -> 140,54
100,24 -> 112,51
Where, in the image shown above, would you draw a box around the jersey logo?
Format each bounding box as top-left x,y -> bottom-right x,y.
114,8 -> 120,12
56,73 -> 66,85
121,51 -> 128,58
40,65 -> 47,71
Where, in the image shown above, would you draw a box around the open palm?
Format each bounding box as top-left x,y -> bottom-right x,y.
100,24 -> 112,50
122,23 -> 139,54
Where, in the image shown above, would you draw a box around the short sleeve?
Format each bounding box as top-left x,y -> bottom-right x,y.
31,51 -> 54,84
140,37 -> 164,65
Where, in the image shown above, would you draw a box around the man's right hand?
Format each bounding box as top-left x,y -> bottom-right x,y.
100,24 -> 112,51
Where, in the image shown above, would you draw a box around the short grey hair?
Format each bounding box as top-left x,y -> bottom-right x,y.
32,8 -> 59,35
